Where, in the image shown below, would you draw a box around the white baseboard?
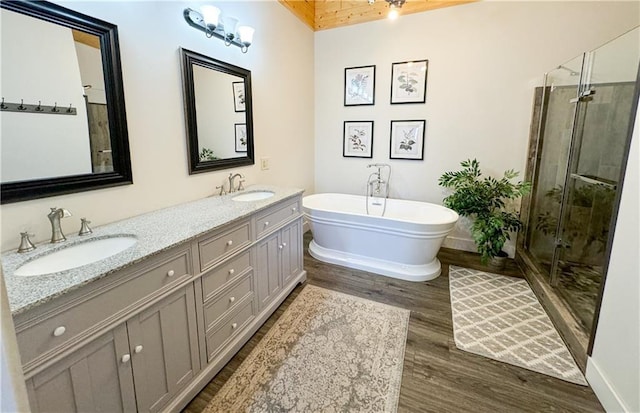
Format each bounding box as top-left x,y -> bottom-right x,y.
586,357 -> 631,412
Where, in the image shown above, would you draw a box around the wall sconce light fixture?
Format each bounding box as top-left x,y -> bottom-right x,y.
184,6 -> 255,53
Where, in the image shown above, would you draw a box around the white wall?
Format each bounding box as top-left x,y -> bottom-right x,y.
314,1 -> 640,254
0,0 -> 315,250
1,9 -> 92,182
587,103 -> 639,413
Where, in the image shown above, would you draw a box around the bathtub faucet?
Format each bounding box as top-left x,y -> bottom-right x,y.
366,164 -> 391,195
365,164 -> 391,216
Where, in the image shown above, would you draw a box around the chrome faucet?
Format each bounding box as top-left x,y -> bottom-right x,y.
228,173 -> 244,193
367,163 -> 391,196
48,207 -> 72,243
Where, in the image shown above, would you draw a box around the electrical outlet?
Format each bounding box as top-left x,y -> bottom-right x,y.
260,157 -> 270,170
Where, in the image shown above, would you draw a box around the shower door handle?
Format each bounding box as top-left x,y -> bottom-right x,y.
569,89 -> 596,103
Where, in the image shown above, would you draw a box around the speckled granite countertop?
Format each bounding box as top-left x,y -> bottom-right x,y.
2,185 -> 303,316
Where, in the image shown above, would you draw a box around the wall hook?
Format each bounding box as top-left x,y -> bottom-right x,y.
51,102 -> 59,113
35,101 -> 43,112
66,104 -> 73,113
17,99 -> 27,111
0,97 -> 6,110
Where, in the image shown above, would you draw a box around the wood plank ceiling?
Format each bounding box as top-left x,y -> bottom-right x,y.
278,0 -> 475,31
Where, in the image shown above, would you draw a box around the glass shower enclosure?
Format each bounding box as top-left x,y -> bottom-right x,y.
524,28 -> 639,334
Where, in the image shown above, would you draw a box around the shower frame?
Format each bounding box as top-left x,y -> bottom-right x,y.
516,58 -> 640,370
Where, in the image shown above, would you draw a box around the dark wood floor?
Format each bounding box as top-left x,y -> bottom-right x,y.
183,234 -> 604,413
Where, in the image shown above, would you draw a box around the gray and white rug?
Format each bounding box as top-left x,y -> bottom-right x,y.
449,266 -> 587,386
204,285 -> 410,412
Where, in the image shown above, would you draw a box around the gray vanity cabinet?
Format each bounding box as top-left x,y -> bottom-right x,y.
14,193 -> 307,413
256,218 -> 303,310
256,232 -> 283,309
25,284 -> 199,413
127,284 -> 200,413
25,324 -> 136,413
280,219 -> 302,287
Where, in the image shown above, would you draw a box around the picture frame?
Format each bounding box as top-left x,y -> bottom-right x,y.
390,60 -> 428,104
232,81 -> 245,112
344,65 -> 376,106
235,123 -> 247,152
343,121 -> 374,158
389,120 -> 425,160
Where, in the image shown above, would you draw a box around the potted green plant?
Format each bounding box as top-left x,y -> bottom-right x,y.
438,159 -> 531,268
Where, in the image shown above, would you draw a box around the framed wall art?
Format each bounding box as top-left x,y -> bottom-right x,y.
389,120 -> 425,160
235,123 -> 247,152
390,60 -> 428,104
344,65 -> 376,106
343,121 -> 374,158
232,81 -> 245,112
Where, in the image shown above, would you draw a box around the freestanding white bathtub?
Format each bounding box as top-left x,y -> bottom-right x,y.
303,193 -> 459,282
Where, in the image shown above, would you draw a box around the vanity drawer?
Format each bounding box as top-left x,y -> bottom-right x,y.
255,198 -> 301,238
199,221 -> 251,272
206,299 -> 255,362
16,249 -> 191,368
202,250 -> 252,301
204,273 -> 254,330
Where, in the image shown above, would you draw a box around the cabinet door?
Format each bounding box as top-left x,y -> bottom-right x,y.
281,219 -> 302,287
256,232 -> 282,309
127,284 -> 200,413
26,324 -> 136,413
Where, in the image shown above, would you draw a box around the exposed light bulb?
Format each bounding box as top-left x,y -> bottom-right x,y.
388,8 -> 399,19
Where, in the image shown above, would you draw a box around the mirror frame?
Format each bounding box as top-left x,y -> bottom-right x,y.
0,0 -> 132,204
180,48 -> 255,174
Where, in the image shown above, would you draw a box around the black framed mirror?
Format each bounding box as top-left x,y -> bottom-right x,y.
180,48 -> 254,174
0,0 -> 132,204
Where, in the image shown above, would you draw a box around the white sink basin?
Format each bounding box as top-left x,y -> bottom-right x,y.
232,191 -> 275,202
14,236 -> 138,277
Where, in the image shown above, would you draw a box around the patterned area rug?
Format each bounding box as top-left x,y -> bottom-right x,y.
449,266 -> 587,386
204,285 -> 410,412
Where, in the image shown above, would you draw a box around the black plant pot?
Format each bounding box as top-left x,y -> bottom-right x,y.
488,251 -> 508,271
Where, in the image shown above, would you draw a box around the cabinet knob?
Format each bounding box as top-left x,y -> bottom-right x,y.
282,242 -> 287,247
229,296 -> 235,303
53,326 -> 66,337
167,270 -> 175,277
226,240 -> 233,246
292,207 -> 297,212
264,221 -> 269,227
121,354 -> 131,363
228,268 -> 235,275
278,244 -> 283,250
231,323 -> 238,329
134,345 -> 143,354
